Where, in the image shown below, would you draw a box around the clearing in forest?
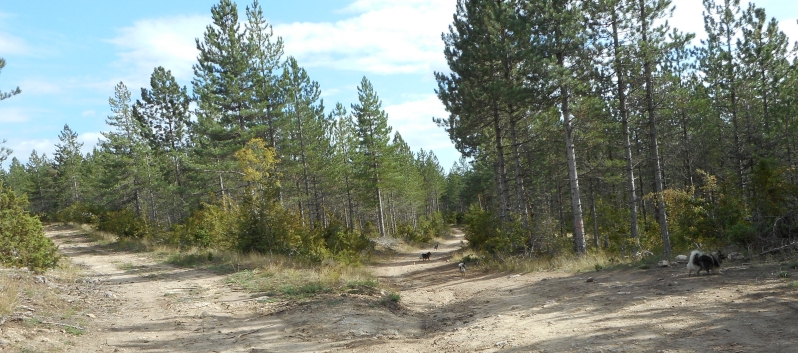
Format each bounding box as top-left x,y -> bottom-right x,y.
1,224 -> 797,352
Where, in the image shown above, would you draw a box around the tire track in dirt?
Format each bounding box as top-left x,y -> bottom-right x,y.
46,224 -> 798,353
47,224 -> 340,352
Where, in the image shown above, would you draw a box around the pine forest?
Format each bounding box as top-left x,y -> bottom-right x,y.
2,0 -> 798,271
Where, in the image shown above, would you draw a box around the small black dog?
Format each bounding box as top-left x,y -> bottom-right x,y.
687,250 -> 726,276
420,252 -> 431,261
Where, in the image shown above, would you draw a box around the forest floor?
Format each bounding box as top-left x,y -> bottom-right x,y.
2,224 -> 798,352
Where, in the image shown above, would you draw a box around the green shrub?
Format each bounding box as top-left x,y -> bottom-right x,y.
98,209 -> 148,238
237,197 -> 306,255
0,182 -> 60,271
463,206 -> 528,255
56,202 -> 99,224
171,201 -> 237,248
321,220 -> 372,264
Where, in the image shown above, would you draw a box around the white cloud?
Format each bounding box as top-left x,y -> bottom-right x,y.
275,0 -> 455,74
0,107 -> 30,123
779,18 -> 798,50
3,138 -> 56,167
670,0 -> 709,44
78,132 -> 105,148
384,94 -> 459,167
107,15 -> 208,86
0,32 -> 30,55
18,78 -> 62,95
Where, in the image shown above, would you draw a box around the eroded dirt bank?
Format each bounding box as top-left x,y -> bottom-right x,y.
3,224 -> 798,352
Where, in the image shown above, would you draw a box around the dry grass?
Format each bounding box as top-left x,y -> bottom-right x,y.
49,259 -> 84,284
226,261 -> 377,299
72,223 -> 116,245
0,273 -> 20,316
159,246 -> 378,298
452,248 -> 624,274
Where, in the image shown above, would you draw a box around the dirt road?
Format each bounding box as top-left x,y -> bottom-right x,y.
5,225 -> 798,352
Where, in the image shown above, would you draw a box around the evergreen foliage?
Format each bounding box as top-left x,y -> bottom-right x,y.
4,0 -> 798,266
0,181 -> 59,271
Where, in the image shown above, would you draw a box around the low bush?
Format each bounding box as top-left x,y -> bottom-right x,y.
0,182 -> 60,271
98,209 -> 148,238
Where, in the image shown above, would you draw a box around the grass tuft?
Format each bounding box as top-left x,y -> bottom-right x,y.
453,248 -> 631,274
225,260 -> 376,299
0,275 -> 19,316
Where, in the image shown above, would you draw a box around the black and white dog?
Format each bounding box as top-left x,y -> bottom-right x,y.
687,250 -> 726,276
458,262 -> 467,277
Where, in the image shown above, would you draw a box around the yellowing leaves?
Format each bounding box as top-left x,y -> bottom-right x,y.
235,138 -> 280,188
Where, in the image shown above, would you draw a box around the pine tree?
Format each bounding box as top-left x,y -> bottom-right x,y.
134,67 -> 191,190
701,0 -> 744,187
53,125 -> 84,209
352,77 -> 393,237
246,0 -> 285,148
281,57 -> 327,226
5,157 -> 30,196
329,103 -> 359,229
592,0 -> 642,249
25,150 -> 57,216
738,4 -> 790,158
100,82 -> 154,219
636,0 -> 677,259
192,0 -> 255,203
436,0 -> 530,225
522,0 -> 589,254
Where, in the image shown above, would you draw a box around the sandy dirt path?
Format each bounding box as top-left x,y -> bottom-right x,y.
39,225 -> 798,352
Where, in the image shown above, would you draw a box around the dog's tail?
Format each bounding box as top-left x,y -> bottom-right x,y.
688,250 -> 702,264
687,250 -> 702,275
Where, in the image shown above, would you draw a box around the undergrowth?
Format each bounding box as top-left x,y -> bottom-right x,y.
225,261 -> 377,299
450,247 -> 660,274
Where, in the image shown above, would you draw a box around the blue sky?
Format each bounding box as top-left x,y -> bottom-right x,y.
2,0 -> 798,172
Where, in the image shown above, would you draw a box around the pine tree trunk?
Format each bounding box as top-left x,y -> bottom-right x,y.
345,174 -> 355,229
723,13 -> 744,191
590,177 -> 600,250
492,104 -> 510,223
296,110 -> 314,227
640,0 -> 671,259
611,9 -> 640,250
557,51 -> 587,255
509,117 -> 529,227
376,185 -> 386,238
681,107 -> 693,187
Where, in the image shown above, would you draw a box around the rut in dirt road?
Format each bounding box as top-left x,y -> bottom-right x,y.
42,224 -> 798,353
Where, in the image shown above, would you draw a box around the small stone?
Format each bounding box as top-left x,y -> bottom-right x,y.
104,291 -> 116,298
586,277 -> 594,283
675,255 -> 688,262
658,260 -> 670,267
495,340 -> 507,347
34,275 -> 47,284
86,313 -> 96,318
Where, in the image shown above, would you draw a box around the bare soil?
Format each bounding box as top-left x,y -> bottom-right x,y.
2,224 -> 798,352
